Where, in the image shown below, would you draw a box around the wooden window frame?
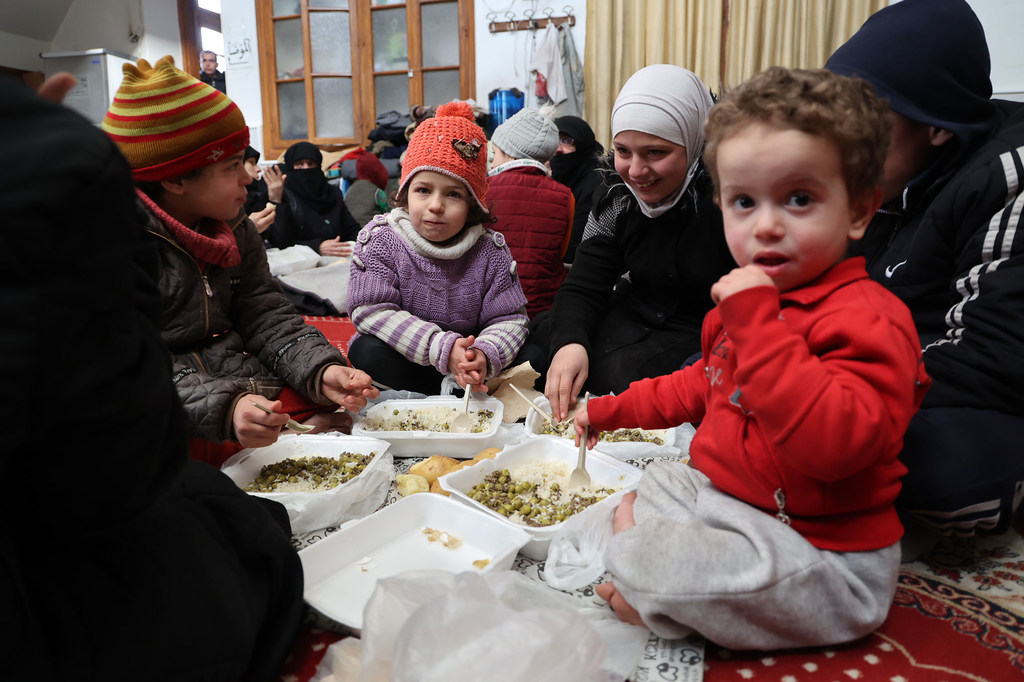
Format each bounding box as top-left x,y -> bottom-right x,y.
178,0 -> 224,77
256,0 -> 475,159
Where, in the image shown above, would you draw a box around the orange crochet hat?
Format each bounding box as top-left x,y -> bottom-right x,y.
398,100 -> 488,213
102,56 -> 249,181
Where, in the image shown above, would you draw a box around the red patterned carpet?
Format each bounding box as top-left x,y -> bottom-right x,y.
278,530 -> 1024,681
704,530 -> 1024,681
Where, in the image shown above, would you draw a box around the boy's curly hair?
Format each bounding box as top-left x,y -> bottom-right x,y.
704,67 -> 891,200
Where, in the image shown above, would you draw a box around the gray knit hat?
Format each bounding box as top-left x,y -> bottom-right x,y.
490,105 -> 559,162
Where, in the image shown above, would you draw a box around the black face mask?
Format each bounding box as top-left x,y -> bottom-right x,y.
283,142 -> 334,211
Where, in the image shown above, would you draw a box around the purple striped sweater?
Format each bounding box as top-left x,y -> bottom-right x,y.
346,210 -> 529,378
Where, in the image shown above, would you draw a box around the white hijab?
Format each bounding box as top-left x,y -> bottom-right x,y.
610,64 -> 714,218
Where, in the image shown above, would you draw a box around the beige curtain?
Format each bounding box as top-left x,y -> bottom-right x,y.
582,0 -> 886,148
583,0 -> 723,149
723,0 -> 888,89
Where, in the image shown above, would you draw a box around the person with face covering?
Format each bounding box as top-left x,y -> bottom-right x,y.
825,0 -> 1024,556
527,64 -> 736,421
264,141 -> 362,258
549,115 -> 606,264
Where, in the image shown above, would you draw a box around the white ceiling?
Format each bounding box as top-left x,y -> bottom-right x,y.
0,0 -> 74,41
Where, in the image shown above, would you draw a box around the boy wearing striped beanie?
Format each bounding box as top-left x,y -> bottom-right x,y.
102,56 -> 377,465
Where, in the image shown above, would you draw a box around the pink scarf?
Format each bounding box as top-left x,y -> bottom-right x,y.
137,188 -> 241,268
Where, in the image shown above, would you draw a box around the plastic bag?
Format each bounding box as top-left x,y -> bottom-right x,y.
543,496 -> 616,590
351,570 -> 648,682
220,435 -> 394,533
266,244 -> 321,276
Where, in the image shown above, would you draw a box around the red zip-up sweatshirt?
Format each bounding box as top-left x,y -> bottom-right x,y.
587,258 -> 930,552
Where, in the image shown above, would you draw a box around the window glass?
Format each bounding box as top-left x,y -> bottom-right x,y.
374,73 -> 409,117
311,11 -> 351,73
315,77 -> 355,137
274,19 -> 304,78
421,2 -> 458,68
278,81 -> 309,139
372,7 -> 408,70
272,0 -> 301,16
310,0 -> 348,7
423,69 -> 459,107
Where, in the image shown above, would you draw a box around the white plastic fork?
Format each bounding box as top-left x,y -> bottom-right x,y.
251,401 -> 314,433
451,385 -> 473,433
568,392 -> 592,489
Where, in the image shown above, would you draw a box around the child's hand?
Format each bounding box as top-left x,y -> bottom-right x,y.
249,204 -> 276,234
572,403 -> 600,449
320,365 -> 379,411
319,237 -> 354,258
234,396 -> 289,448
264,164 -> 285,203
710,264 -> 775,304
449,336 -> 488,391
596,581 -> 645,627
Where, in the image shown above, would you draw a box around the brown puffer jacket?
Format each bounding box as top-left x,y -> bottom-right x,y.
142,203 -> 346,443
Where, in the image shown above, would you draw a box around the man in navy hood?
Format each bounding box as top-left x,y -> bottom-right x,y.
826,0 -> 1024,556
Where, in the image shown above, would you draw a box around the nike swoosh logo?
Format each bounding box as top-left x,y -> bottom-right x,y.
885,260 -> 908,278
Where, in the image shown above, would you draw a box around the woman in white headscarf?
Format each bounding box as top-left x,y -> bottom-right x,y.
528,64 -> 737,420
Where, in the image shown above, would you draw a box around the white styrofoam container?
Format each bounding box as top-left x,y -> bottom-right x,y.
439,436 -> 643,560
220,434 -> 393,533
524,396 -> 675,458
350,396 -> 505,458
299,492 -> 531,633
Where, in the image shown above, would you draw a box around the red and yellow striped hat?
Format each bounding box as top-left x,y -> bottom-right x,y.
102,56 -> 249,181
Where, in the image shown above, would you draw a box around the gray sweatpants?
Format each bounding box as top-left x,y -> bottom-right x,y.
603,461 -> 900,650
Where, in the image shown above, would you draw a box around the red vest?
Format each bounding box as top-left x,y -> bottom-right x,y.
488,163 -> 574,317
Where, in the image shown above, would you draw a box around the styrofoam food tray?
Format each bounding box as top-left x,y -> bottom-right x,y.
350,396 -> 504,458
299,492 -> 530,633
220,434 -> 393,533
524,396 -> 675,454
439,435 -> 643,560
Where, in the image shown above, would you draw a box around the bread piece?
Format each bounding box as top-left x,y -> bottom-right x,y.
408,455 -> 462,484
471,447 -> 501,463
396,473 -> 429,497
429,478 -> 450,496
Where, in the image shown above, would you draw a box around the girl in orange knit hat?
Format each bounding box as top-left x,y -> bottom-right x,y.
102,56 -> 377,465
346,101 -> 540,395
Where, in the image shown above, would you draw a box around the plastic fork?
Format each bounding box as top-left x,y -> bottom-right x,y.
451,385 -> 473,433
509,384 -> 554,424
568,392 -> 592,489
251,401 -> 314,433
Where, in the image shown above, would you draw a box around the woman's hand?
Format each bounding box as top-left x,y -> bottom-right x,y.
544,343 -> 589,421
264,164 -> 285,203
320,365 -> 378,411
319,237 -> 354,257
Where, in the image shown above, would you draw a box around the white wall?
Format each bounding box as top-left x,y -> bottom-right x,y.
472,0 -> 586,108
0,30 -> 51,71
220,1 -> 264,155
968,0 -> 1024,100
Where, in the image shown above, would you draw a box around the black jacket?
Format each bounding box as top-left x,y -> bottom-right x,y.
548,165 -> 735,359
1,75 -> 303,681
851,101 -> 1024,413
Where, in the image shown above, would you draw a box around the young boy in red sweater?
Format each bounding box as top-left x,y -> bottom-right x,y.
574,67 -> 930,649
